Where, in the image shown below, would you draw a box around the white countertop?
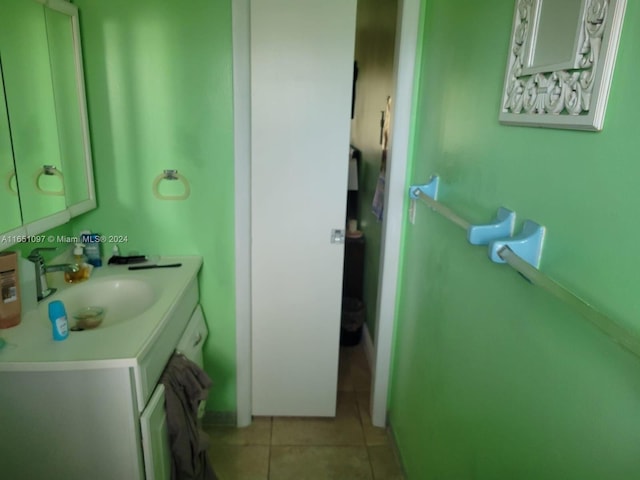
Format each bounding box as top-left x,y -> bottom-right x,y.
0,256 -> 202,372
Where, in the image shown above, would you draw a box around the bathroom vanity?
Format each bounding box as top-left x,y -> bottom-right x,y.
0,256 -> 203,480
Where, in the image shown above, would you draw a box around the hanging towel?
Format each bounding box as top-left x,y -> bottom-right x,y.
160,353 -> 217,480
372,96 -> 392,221
372,171 -> 385,221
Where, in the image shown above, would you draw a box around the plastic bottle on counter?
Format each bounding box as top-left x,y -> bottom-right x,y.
80,230 -> 103,267
48,300 -> 69,341
65,244 -> 91,284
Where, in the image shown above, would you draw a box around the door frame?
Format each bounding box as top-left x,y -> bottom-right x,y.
232,0 -> 421,427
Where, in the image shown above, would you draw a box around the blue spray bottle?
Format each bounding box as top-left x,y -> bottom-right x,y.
48,300 -> 69,341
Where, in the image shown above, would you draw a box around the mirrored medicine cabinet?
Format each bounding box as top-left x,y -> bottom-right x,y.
0,0 -> 95,246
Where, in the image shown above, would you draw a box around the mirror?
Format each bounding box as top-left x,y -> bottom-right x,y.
0,0 -> 67,224
0,61 -> 22,235
500,0 -> 627,131
0,0 -> 95,245
528,0 -> 583,70
43,3 -> 93,211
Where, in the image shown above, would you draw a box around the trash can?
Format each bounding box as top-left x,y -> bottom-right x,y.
340,297 -> 365,346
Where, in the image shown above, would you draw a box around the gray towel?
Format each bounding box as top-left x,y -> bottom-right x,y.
161,353 -> 217,480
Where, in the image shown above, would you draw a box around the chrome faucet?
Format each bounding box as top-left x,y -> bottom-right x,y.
27,248 -> 80,301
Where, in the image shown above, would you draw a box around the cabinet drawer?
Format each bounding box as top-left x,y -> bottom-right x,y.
176,305 -> 207,367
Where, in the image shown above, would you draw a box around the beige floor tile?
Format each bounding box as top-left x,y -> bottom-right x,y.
205,416 -> 272,446
270,446 -> 373,480
345,342 -> 372,392
208,445 -> 269,480
350,343 -> 370,369
351,359 -> 372,392
339,345 -> 354,362
338,354 -> 355,392
271,391 -> 365,446
335,390 -> 361,417
368,445 -> 405,480
355,391 -> 389,446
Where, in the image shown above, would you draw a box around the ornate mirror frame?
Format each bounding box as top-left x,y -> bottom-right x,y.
499,0 -> 627,131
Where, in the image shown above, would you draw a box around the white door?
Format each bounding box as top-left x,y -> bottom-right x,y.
251,0 -> 357,416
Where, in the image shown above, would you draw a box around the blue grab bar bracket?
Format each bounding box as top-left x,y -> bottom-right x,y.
489,220 -> 546,269
467,207 -> 515,245
409,175 -> 440,200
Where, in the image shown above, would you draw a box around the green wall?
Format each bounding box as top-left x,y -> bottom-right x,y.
389,1 -> 640,478
71,0 -> 237,412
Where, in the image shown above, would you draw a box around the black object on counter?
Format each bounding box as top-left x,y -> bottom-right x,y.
108,255 -> 147,265
128,263 -> 182,271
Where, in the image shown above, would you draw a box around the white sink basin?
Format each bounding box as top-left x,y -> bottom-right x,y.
51,278 -> 156,329
0,256 -> 202,368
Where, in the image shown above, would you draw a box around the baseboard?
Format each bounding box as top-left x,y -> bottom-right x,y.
362,322 -> 375,371
387,420 -> 409,479
202,410 -> 237,426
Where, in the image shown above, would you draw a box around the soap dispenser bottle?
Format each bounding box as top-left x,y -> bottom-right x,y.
64,243 -> 88,284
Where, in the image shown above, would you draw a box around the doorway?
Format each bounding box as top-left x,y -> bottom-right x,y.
345,0 -> 400,380
232,0 -> 422,426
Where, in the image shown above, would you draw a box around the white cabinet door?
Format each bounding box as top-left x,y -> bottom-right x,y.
251,0 -> 357,416
140,384 -> 171,480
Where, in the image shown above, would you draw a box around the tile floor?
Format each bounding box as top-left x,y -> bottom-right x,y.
204,342 -> 405,480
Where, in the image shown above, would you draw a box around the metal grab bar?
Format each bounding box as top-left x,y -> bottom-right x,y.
412,190 -> 470,230
497,245 -> 640,359
411,181 -> 640,360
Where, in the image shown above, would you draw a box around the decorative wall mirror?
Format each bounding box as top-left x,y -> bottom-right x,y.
499,0 -> 627,131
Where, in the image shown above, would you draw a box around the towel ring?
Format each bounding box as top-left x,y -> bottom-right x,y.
152,169 -> 191,201
6,170 -> 18,196
34,165 -> 65,196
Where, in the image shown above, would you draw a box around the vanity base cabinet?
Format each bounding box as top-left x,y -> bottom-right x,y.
0,368 -> 144,480
0,308 -> 206,479
0,257 -> 204,479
